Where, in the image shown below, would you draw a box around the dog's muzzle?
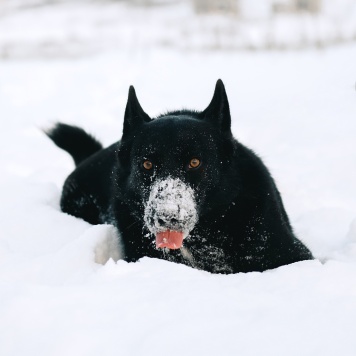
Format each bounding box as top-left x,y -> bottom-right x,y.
144,178 -> 198,249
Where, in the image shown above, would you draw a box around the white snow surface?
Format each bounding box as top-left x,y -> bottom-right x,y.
1,3 -> 356,356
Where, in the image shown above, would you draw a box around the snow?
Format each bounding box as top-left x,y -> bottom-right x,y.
1,2 -> 356,356
1,0 -> 356,57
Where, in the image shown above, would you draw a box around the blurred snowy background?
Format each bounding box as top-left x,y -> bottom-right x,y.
1,1 -> 356,356
1,0 -> 356,58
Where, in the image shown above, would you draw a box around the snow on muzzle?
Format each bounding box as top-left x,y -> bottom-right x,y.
144,178 -> 198,249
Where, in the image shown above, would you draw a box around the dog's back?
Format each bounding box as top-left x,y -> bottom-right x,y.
46,123 -> 117,225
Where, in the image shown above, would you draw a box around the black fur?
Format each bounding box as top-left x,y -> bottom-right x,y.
46,80 -> 313,273
46,123 -> 102,166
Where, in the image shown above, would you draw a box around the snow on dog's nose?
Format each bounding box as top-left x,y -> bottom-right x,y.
144,178 -> 198,249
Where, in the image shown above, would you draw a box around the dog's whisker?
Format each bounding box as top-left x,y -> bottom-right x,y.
180,246 -> 198,269
124,221 -> 139,231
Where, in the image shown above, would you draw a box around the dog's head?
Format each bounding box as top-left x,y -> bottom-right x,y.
116,80 -> 236,249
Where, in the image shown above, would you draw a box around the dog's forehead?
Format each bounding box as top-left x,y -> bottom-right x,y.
134,115 -> 217,154
143,116 -> 212,145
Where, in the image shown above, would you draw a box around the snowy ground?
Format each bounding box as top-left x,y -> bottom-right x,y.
1,2 -> 356,356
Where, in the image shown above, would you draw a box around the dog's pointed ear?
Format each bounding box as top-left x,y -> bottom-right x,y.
202,79 -> 231,133
123,86 -> 151,137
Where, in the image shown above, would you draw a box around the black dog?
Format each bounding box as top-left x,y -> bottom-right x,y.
47,80 -> 312,273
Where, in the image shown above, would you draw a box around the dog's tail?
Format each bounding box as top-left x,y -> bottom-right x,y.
45,123 -> 103,166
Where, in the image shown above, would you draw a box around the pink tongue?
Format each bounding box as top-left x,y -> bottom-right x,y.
156,231 -> 184,249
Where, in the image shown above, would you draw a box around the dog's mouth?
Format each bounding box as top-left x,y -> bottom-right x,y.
144,178 -> 198,250
155,230 -> 184,249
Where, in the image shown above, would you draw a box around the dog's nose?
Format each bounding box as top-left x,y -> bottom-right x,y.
157,218 -> 165,226
144,178 -> 198,236
157,216 -> 180,228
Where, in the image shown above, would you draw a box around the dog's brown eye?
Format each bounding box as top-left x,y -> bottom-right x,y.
189,158 -> 201,169
143,160 -> 153,170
